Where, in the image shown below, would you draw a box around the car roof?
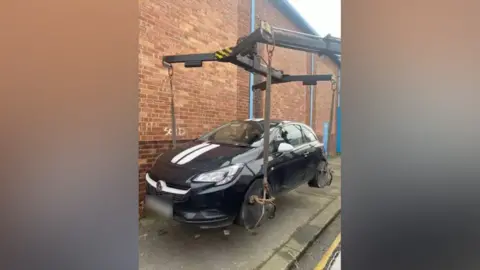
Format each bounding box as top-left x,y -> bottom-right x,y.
243,118 -> 300,126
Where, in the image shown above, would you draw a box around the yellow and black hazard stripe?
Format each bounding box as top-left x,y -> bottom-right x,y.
215,47 -> 233,60
260,20 -> 272,34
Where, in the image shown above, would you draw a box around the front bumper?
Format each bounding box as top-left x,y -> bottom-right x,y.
145,173 -> 241,229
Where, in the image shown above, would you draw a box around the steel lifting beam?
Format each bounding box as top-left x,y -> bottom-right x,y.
162,21 -> 341,84
232,55 -> 284,80
229,21 -> 274,57
233,21 -> 341,56
269,26 -> 342,54
162,53 -> 217,68
162,54 -> 285,80
253,74 -> 333,90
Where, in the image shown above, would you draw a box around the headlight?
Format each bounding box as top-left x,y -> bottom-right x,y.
193,164 -> 244,186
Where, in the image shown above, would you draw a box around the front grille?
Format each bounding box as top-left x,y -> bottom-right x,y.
166,182 -> 190,190
147,185 -> 189,203
149,169 -> 192,190
171,194 -> 189,203
148,170 -> 191,190
145,177 -> 190,203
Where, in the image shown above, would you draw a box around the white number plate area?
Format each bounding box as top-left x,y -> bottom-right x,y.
145,195 -> 173,218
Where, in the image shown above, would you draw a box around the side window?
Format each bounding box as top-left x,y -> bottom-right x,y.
281,125 -> 304,147
301,125 -> 318,142
268,128 -> 281,153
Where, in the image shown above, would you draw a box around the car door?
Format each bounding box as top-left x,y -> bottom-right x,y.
269,124 -> 310,192
300,124 -> 323,183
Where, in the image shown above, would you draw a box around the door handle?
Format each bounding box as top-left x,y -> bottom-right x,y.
303,152 -> 309,158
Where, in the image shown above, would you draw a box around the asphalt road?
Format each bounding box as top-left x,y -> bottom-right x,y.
292,214 -> 341,270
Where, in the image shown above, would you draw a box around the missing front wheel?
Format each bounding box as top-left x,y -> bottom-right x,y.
308,161 -> 334,188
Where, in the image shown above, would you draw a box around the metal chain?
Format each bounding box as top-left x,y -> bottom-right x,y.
262,58 -> 273,196
248,27 -> 277,232
266,28 -> 276,64
167,65 -> 177,149
261,28 -> 276,195
331,78 -> 337,92
267,48 -> 274,66
326,78 -> 337,158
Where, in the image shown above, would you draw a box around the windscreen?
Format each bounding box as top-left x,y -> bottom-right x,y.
198,121 -> 273,147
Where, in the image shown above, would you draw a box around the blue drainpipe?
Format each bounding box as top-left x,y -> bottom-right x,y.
336,68 -> 342,153
309,53 -> 315,127
248,0 -> 256,119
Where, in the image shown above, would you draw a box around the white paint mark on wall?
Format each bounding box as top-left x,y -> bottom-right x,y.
164,127 -> 186,136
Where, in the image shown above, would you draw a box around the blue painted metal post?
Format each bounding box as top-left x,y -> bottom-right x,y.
248,0 -> 255,119
323,122 -> 329,156
336,69 -> 341,153
309,53 -> 315,127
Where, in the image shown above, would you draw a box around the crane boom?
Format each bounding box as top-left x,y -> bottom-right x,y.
162,21 -> 341,86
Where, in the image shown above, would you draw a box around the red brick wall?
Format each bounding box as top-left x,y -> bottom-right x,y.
236,0 -> 251,121
138,0 -> 247,216
313,55 -> 339,134
312,55 -> 339,155
138,0 -> 339,217
139,0 -> 245,142
254,0 -> 310,124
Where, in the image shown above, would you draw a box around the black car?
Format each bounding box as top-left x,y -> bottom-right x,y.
144,119 -> 332,229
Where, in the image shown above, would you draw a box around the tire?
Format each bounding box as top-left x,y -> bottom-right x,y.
235,177 -> 274,230
234,177 -> 261,227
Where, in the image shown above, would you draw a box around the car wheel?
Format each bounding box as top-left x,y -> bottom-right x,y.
235,177 -> 275,230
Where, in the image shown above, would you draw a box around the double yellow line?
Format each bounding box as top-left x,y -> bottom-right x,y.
314,233 -> 341,270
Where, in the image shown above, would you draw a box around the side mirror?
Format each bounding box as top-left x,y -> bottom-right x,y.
277,142 -> 294,153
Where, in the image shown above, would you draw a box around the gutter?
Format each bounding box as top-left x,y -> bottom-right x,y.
272,0 -> 319,35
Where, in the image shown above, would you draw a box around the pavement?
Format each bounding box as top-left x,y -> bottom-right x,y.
138,157 -> 341,270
